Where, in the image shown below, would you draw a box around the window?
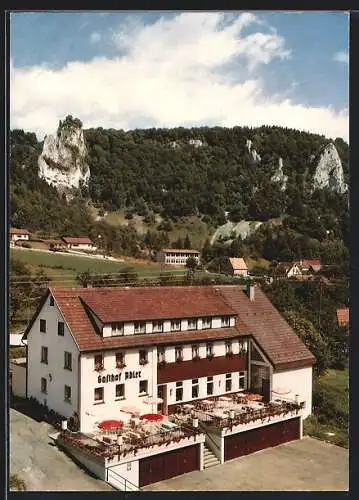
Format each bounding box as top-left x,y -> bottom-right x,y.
171,319 -> 181,332
134,321 -> 146,334
225,341 -> 232,354
176,381 -> 183,401
49,296 -> 54,306
40,319 -> 46,333
239,371 -> 246,390
152,321 -> 163,333
202,317 -> 212,329
58,321 -> 65,336
157,348 -> 165,363
207,376 -> 213,395
139,380 -> 148,395
206,343 -> 213,357
225,373 -> 232,392
175,346 -> 183,362
41,377 -> 47,394
115,384 -> 125,399
41,346 -> 48,364
111,322 -> 124,336
94,354 -> 104,371
139,350 -> 148,365
94,387 -> 104,403
188,318 -> 197,331
192,378 -> 199,398
192,345 -> 199,358
116,352 -> 125,368
64,351 -> 72,371
64,385 -> 72,403
221,316 -> 230,328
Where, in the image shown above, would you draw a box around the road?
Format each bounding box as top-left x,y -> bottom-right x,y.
10,408 -> 113,491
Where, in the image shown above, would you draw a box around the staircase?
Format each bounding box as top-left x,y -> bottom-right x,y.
203,444 -> 221,469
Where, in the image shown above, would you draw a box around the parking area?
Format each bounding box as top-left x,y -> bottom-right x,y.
143,437 -> 349,491
10,408 -> 113,491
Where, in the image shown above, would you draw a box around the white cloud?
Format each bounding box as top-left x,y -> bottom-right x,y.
11,12 -> 348,141
333,50 -> 349,65
89,32 -> 102,44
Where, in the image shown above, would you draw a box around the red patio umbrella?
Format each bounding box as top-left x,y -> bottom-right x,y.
139,413 -> 164,422
98,419 -> 124,430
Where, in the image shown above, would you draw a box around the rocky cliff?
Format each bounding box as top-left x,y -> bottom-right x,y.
313,143 -> 347,194
38,115 -> 90,194
271,157 -> 288,191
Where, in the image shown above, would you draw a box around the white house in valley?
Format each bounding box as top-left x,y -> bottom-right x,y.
156,248 -> 200,266
62,236 -> 97,251
229,257 -> 249,277
22,284 -> 315,490
10,227 -> 30,246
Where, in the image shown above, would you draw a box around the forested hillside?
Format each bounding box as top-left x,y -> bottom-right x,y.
10,123 -> 349,264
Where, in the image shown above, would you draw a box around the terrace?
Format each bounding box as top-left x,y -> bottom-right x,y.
171,393 -> 305,431
57,414 -> 203,463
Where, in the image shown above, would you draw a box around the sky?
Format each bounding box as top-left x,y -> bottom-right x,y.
10,11 -> 349,141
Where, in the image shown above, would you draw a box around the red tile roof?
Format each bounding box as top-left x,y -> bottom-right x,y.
78,286 -> 236,323
62,237 -> 93,245
216,285 -> 315,370
229,257 -> 248,271
336,308 -> 349,327
301,260 -> 321,267
23,285 -> 315,370
10,228 -> 30,235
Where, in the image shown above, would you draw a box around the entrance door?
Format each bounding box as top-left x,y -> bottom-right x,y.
157,385 -> 167,414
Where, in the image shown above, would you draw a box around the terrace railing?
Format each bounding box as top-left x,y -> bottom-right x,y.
58,422 -> 202,461
192,401 -> 305,430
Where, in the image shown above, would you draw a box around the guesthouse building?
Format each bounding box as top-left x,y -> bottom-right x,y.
23,284 -> 315,490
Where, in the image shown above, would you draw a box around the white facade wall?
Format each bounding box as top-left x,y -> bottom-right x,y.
67,243 -> 97,251
27,295 -> 79,419
10,359 -> 27,398
165,371 -> 248,406
11,233 -> 29,242
233,269 -> 248,276
272,366 -> 313,419
107,462 -> 139,490
79,347 -> 157,433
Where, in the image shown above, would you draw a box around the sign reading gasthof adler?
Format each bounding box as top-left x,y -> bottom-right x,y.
98,371 -> 142,384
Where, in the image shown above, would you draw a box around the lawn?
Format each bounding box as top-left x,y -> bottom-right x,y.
304,368 -> 349,448
11,248 -> 187,286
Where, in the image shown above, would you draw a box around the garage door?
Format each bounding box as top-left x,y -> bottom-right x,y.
224,418 -> 300,461
139,445 -> 200,487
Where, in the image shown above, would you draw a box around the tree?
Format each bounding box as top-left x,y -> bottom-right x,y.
76,270 -> 94,288
184,234 -> 192,249
185,256 -> 198,283
283,311 -> 330,375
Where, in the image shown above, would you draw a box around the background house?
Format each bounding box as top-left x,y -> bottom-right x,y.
336,307 -> 349,328
10,228 -> 30,245
300,260 -> 322,273
62,236 -> 97,251
156,248 -> 200,266
229,257 -> 248,277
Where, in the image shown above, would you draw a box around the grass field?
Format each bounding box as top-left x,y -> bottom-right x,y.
11,248 -> 187,286
304,368 -> 349,448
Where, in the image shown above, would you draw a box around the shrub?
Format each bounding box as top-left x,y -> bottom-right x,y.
10,474 -> 27,491
21,242 -> 32,248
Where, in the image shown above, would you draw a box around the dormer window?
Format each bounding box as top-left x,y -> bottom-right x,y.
171,319 -> 181,332
153,321 -> 163,333
111,322 -> 124,336
134,321 -> 146,335
188,318 -> 197,331
221,316 -> 230,328
202,317 -> 212,329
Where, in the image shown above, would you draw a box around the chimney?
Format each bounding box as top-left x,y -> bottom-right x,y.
246,282 -> 255,301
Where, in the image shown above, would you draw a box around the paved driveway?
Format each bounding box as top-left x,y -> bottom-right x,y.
10,409 -> 113,491
143,437 -> 349,491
